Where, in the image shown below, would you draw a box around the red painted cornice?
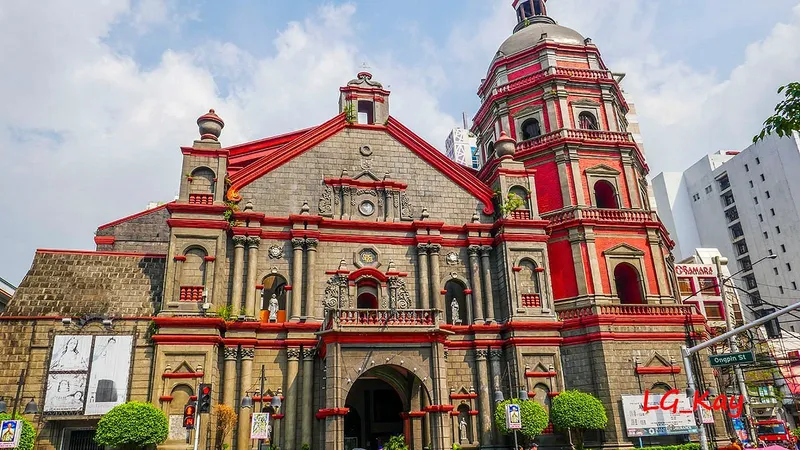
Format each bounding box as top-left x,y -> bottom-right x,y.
424,404 -> 455,413
151,335 -> 223,345
162,372 -> 204,379
227,114 -> 348,201
385,117 -> 495,215
94,236 -> 116,245
323,177 -> 408,190
348,267 -> 389,282
97,202 -> 173,230
168,203 -> 227,214
316,407 -> 350,419
154,317 -> 225,329
561,331 -> 703,346
635,366 -> 681,375
525,371 -> 557,378
167,218 -> 230,230
180,147 -> 230,158
450,393 -> 478,400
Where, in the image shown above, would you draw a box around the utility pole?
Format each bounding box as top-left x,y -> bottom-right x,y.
682,299 -> 800,450
714,256 -> 758,443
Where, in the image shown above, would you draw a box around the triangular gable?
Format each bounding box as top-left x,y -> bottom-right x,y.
225,114 -> 496,214
644,353 -> 670,368
584,164 -> 621,176
603,243 -> 645,257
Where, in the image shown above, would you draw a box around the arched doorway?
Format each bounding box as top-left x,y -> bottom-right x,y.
343,365 -> 431,450
356,279 -> 380,309
614,263 -> 644,304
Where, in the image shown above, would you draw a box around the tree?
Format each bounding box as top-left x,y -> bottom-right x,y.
0,413 -> 35,450
214,404 -> 237,450
95,401 -> 169,450
754,82 -> 800,143
550,390 -> 608,450
493,399 -> 550,446
384,435 -> 409,450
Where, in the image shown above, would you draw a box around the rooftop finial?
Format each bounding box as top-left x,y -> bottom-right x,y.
512,0 -> 555,31
197,109 -> 224,141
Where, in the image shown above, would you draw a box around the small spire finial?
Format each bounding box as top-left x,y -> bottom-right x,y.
197,109 -> 224,141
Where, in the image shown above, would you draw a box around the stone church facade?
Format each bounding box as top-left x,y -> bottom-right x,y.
1,1 -> 730,450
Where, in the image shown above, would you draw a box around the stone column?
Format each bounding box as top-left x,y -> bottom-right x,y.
429,244 -> 442,311
554,152 -> 573,207
584,229 -> 603,295
479,246 -> 495,322
474,350 -> 492,446
417,244 -> 430,309
647,230 -> 670,299
468,246 -> 485,323
289,239 -> 304,322
568,229 -> 589,296
173,256 -> 184,301
237,347 -> 254,450
568,149 -> 585,205
410,414 -> 424,450
300,348 -> 316,447
231,236 -> 247,312
489,350 -> 504,443
283,348 -> 301,450
621,151 -> 641,209
245,237 -> 260,319
304,239 -> 319,320
222,347 -> 238,449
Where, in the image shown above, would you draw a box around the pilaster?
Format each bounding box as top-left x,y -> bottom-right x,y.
283,348 -> 301,450
474,350 -> 492,447
554,151 -> 573,207
480,246 -> 496,322
568,228 -> 589,296
488,349 -> 503,444
583,228 -> 603,295
567,147 -> 585,205
647,230 -> 670,300
290,238 -> 304,321
300,348 -> 316,447
237,347 -> 254,450
621,149 -> 641,209
429,244 -> 442,312
223,346 -> 238,449
231,236 -> 247,313
305,239 -> 319,320
245,236 -> 260,319
468,246 -> 485,323
417,244 -> 430,309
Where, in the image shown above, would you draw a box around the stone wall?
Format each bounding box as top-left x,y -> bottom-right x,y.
96,207 -> 171,254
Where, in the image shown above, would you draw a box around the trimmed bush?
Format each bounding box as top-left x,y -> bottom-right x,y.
550,390 -> 608,450
95,401 -> 168,450
493,398 -> 549,445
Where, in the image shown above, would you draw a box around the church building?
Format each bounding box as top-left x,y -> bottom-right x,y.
0,1 -> 729,450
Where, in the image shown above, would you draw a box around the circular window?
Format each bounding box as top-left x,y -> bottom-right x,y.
359,201 -> 375,216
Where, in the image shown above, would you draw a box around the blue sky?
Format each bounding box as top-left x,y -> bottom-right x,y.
2,0 -> 800,285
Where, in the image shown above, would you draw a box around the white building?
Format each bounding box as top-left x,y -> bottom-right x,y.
444,127 -> 479,169
653,132 -> 800,325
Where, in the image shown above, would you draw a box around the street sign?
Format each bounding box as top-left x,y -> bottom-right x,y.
506,404 -> 522,430
709,350 -> 755,367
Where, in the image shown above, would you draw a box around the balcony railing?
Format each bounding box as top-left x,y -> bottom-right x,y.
188,193 -> 214,205
510,209 -> 531,220
558,304 -> 696,320
179,285 -> 204,302
517,128 -> 635,153
325,309 -> 441,330
521,293 -> 541,308
542,207 -> 657,227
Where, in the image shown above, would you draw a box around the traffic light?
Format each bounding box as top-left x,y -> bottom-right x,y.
198,384 -> 212,413
183,402 -> 196,429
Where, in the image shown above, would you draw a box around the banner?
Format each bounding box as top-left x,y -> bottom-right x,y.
622,394 -> 699,437
250,413 -> 271,440
0,420 -> 21,449
85,336 -> 133,415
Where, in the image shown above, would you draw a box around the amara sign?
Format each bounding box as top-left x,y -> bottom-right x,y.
675,265 -> 716,277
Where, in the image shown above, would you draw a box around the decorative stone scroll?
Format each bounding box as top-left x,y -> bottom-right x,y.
388,277 -> 412,310
324,274 -> 350,310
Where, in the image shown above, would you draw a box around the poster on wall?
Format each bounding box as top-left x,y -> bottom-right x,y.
0,420 -> 21,449
168,415 -> 189,441
622,394 -> 699,437
84,335 -> 133,415
250,413 -> 271,440
49,336 -> 92,371
44,373 -> 88,413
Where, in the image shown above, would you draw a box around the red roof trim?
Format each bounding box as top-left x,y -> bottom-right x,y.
227,114 -> 348,200
36,249 -> 166,258
635,366 -> 681,375
225,127 -> 313,157
97,202 -> 173,230
385,117 -> 495,215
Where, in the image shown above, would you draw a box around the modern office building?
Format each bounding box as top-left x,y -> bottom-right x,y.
444,127 -> 480,170
653,132 -> 800,325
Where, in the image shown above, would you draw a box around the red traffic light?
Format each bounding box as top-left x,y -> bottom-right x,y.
185,405 -> 195,415
201,386 -> 211,395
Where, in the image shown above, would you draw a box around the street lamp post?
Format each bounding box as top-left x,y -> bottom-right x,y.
0,370 -> 38,418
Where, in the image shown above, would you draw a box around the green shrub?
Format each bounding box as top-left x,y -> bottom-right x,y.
0,413 -> 35,450
301,444 -> 310,450
384,435 -> 409,450
95,401 -> 168,450
493,398 -> 549,445
550,390 -> 608,450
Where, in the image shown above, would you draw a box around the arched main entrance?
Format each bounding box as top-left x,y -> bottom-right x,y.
343,365 -> 431,450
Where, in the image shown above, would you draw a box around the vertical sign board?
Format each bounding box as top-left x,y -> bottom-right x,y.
250,413 -> 271,441
506,404 -> 522,430
0,420 -> 21,449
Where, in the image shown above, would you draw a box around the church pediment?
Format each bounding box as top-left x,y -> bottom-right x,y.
603,243 -> 645,257
584,164 -> 621,176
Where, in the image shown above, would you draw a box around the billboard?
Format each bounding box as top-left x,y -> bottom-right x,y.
44,335 -> 133,416
622,394 -> 699,437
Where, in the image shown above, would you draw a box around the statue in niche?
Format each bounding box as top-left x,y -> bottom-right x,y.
268,294 -> 279,322
451,298 -> 461,325
459,417 -> 468,443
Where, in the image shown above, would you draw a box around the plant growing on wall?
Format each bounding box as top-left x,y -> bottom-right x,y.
493,398 -> 549,446
300,444 -> 311,450
0,413 -> 35,450
214,404 -> 237,450
384,435 -> 409,450
95,401 -> 168,450
223,201 -> 240,226
755,82 -> 800,142
343,102 -> 357,124
550,390 -> 608,450
215,305 -> 239,321
495,191 -> 526,217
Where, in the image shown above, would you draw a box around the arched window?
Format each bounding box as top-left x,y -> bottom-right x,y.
650,383 -> 672,394
594,180 -> 619,209
188,167 -> 215,205
445,280 -> 468,325
356,279 -> 379,309
518,259 -> 542,308
179,247 -> 207,302
261,274 -> 288,322
579,111 -> 599,130
521,118 -> 542,141
508,186 -> 531,219
614,263 -> 644,305
487,142 -> 495,157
